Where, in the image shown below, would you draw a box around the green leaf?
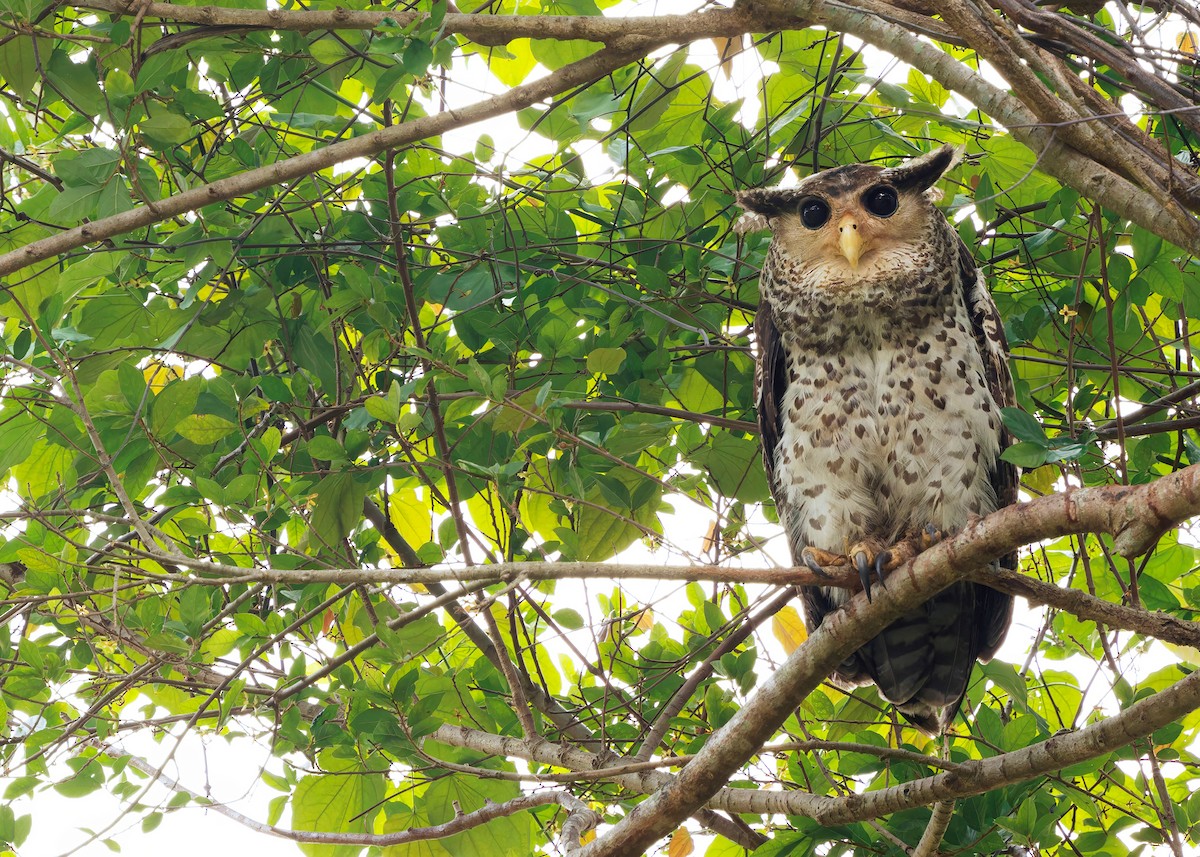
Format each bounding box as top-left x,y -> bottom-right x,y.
46,50 -> 103,113
0,403 -> 38,478
309,472 -> 370,548
586,346 -> 626,375
150,377 -> 202,437
140,108 -> 194,145
309,35 -> 350,66
974,172 -> 996,223
553,608 -> 584,630
366,392 -> 401,424
695,431 -> 770,503
0,36 -> 38,98
421,776 -> 534,857
175,414 -> 239,444
135,51 -> 189,92
1000,407 -> 1047,445
307,435 -> 346,461
401,38 -> 433,76
53,148 -> 121,186
292,762 -> 385,851
1001,442 -> 1048,468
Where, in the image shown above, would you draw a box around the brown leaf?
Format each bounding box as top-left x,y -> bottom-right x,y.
667,827 -> 694,857
711,36 -> 744,80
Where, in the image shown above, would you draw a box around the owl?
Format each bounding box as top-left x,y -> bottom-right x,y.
737,145 -> 1017,733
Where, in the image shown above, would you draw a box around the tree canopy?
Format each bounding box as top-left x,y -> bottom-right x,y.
2,0 -> 1200,854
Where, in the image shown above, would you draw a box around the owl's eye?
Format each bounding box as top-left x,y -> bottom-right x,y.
864,186 -> 898,217
799,199 -> 830,229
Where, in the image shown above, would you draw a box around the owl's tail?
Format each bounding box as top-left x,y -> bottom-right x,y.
859,580 -> 1013,734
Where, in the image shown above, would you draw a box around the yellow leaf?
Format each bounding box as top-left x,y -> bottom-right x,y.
1179,29 -> 1197,58
772,606 -> 807,654
667,827 -> 694,857
634,607 -> 654,633
467,483 -> 511,553
388,486 -> 433,554
1164,642 -> 1200,666
143,361 -> 181,392
1023,465 -> 1057,496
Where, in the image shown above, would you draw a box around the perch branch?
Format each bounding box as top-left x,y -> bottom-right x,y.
577,463 -> 1200,855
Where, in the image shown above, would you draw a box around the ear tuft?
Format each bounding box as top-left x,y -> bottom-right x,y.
880,143 -> 963,194
736,187 -> 804,217
736,188 -> 804,233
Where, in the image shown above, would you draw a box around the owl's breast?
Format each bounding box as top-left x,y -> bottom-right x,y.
771,301 -> 1002,551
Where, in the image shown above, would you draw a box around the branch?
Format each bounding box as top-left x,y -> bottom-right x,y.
577,463 -> 1200,855
170,560 -> 837,586
976,566 -> 1200,648
912,800 -> 955,857
0,35 -> 668,277
812,0 -> 1200,255
811,659 -> 1200,823
102,746 -> 599,851
5,1 -> 1194,281
71,2 -> 795,44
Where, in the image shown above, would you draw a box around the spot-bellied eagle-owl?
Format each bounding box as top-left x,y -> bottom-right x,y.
737,145 -> 1016,733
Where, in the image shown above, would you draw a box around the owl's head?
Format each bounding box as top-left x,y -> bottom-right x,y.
736,144 -> 962,276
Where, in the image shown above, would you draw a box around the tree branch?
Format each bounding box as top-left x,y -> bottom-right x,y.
72,1 -> 796,45
4,1 -> 1194,283
0,35 -> 666,277
812,0 -> 1200,255
577,463 -> 1200,855
912,799 -> 955,857
101,746 -> 600,851
975,566 -> 1200,648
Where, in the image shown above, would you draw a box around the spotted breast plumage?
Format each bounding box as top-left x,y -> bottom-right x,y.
737,145 -> 1016,733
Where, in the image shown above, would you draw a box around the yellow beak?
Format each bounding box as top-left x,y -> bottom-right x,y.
838,214 -> 863,270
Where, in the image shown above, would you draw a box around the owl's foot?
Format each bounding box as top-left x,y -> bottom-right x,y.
799,546 -> 844,578
843,527 -> 954,601
920,523 -> 945,550
850,545 -> 889,602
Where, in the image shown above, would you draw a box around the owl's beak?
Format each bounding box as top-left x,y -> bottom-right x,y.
838,214 -> 863,269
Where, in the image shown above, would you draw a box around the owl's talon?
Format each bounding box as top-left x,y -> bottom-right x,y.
922,524 -> 943,550
800,546 -> 844,578
803,554 -> 833,578
874,551 -> 891,589
854,551 -> 874,601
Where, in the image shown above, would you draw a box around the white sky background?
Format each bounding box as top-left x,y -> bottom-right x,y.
18,2 -> 1198,855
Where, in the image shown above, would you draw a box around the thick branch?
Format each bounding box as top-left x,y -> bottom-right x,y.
811,0 -> 1200,255
577,463 -> 1200,855
813,660 -> 1200,823
72,2 -> 797,45
0,35 -> 666,277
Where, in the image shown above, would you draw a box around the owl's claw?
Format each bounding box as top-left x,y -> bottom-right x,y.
854,549 -> 890,602
803,554 -> 832,578
921,524 -> 944,550
800,546 -> 842,578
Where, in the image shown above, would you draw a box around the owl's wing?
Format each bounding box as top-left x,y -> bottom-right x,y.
756,301 -> 867,679
958,237 -> 1017,661
754,303 -> 787,498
